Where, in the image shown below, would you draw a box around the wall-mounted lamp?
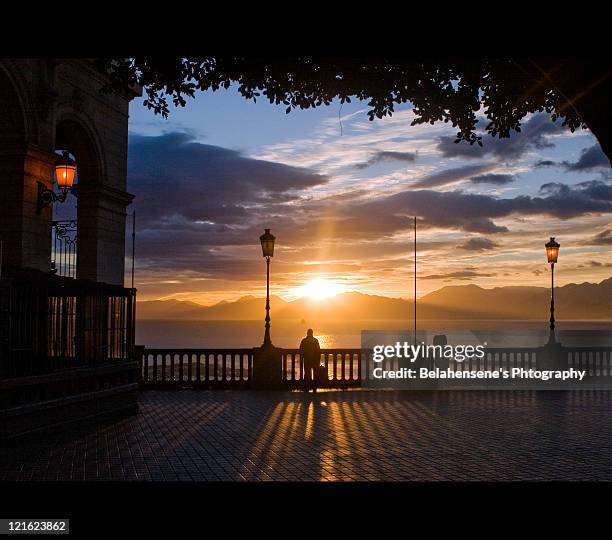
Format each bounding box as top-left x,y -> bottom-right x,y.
37,151 -> 76,214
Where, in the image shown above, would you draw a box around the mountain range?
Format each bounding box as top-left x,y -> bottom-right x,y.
136,277 -> 612,321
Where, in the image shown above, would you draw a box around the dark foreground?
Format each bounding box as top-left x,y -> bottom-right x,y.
2,389 -> 611,481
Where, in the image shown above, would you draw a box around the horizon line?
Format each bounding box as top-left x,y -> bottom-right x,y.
141,275 -> 612,306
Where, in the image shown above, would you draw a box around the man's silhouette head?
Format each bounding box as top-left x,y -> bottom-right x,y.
307,328 -> 313,337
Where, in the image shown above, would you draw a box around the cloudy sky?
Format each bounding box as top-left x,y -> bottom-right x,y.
126,85 -> 612,304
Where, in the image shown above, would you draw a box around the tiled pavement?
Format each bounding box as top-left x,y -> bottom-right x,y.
2,389 -> 612,481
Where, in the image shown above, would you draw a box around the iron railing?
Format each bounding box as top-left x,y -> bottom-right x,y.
0,269 -> 136,379
138,345 -> 612,389
51,220 -> 77,278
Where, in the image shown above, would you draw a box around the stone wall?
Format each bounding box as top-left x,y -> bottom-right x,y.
0,59 -> 138,285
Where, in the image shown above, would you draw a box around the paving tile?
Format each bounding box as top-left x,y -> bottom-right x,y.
1,389 -> 612,480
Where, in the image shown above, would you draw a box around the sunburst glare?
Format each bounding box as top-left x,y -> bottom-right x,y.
294,278 -> 345,300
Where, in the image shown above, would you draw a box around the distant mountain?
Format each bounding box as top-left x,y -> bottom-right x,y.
135,299 -> 207,320
136,277 -> 612,321
193,295 -> 287,320
421,277 -> 612,320
137,295 -> 288,320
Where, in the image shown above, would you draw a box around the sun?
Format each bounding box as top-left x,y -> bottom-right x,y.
295,278 -> 345,301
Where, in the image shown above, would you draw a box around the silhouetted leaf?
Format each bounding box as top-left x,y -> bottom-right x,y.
95,57 -> 609,163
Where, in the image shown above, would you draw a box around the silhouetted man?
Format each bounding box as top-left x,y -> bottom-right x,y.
300,328 -> 321,391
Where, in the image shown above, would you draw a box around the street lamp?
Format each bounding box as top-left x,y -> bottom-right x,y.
37,151 -> 77,214
259,228 -> 276,346
545,237 -> 560,343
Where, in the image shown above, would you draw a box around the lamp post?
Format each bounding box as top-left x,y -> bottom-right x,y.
545,237 -> 560,343
259,228 -> 275,347
37,151 -> 77,214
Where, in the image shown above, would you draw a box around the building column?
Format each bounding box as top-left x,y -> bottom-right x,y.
74,184 -> 134,285
0,143 -> 56,273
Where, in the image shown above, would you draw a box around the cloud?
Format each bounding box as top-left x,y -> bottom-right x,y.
412,164 -> 494,188
421,270 -> 497,280
531,145 -> 609,173
469,174 -> 515,185
128,131 -> 329,276
129,129 -> 612,285
563,144 -> 610,171
588,260 -> 612,268
539,178 -> 612,201
354,150 -> 417,170
437,113 -> 563,161
534,159 -> 557,168
590,228 -> 612,245
127,122 -> 612,300
459,237 -> 499,251
324,179 -> 612,238
129,132 -> 327,225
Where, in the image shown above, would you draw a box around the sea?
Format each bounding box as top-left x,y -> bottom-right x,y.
136,319 -> 612,349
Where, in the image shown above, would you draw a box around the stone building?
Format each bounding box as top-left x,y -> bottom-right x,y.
0,59 -> 140,439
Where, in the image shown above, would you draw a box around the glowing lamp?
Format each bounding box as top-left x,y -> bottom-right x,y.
54,151 -> 77,191
545,237 -> 560,264
37,151 -> 77,214
259,228 -> 276,258
544,237 -> 560,343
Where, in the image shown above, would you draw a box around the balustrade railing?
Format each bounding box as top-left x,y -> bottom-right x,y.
138,345 -> 612,389
567,347 -> 612,377
281,348 -> 362,388
140,349 -> 253,388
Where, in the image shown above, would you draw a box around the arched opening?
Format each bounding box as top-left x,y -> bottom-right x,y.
54,113 -> 132,286
53,116 -> 104,281
49,150 -> 78,278
55,118 -> 101,187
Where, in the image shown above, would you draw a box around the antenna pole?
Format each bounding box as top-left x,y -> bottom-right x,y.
131,210 -> 136,289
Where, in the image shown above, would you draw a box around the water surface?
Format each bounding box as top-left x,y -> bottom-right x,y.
136,319 -> 612,349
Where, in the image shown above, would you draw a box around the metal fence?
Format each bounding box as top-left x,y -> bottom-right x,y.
0,271 -> 136,379
51,220 -> 77,278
